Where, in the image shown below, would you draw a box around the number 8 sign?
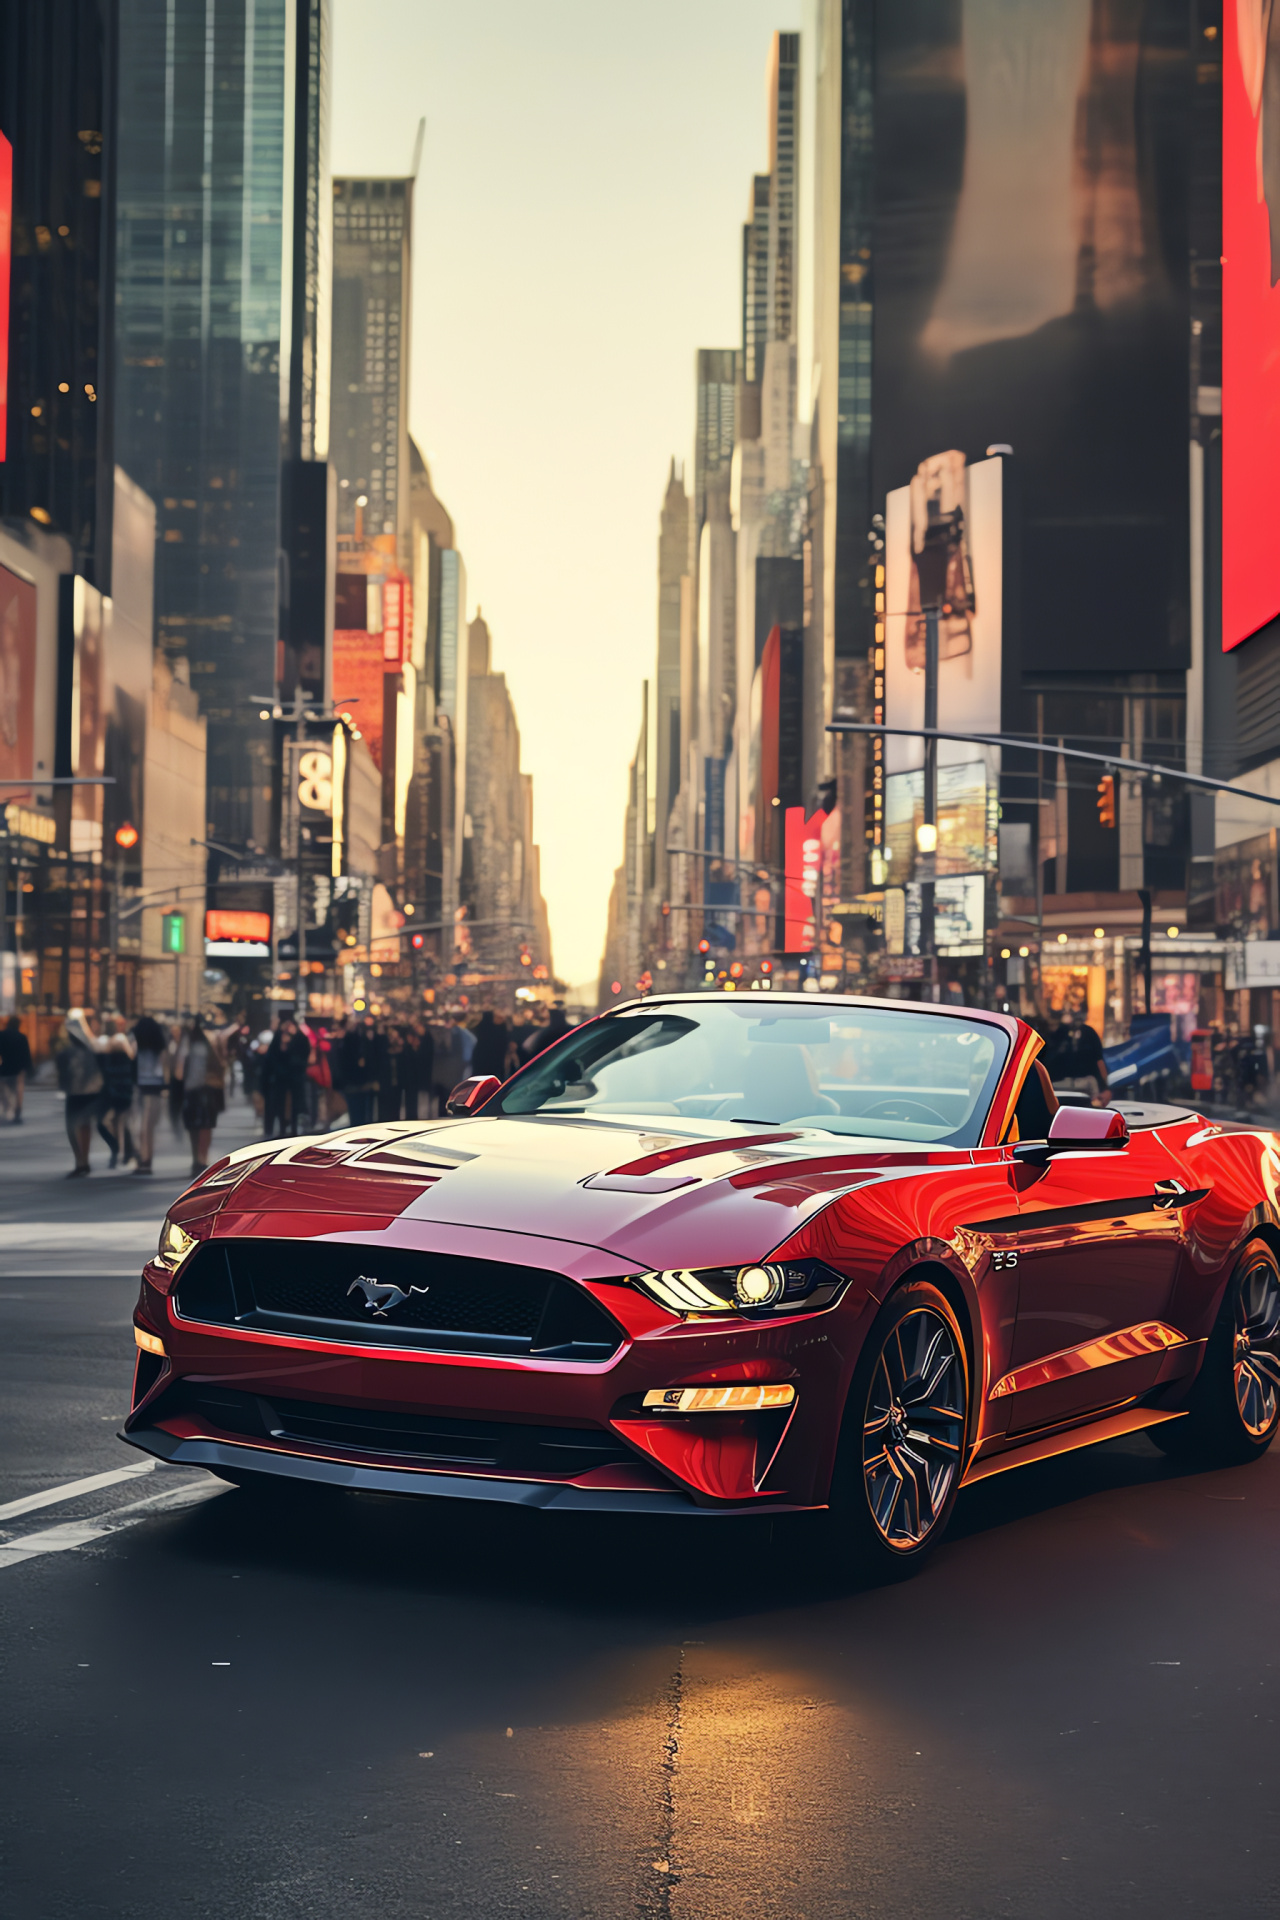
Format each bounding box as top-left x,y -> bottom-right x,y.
297,749 -> 333,813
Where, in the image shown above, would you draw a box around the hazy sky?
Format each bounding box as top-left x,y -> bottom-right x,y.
331,0 -> 801,989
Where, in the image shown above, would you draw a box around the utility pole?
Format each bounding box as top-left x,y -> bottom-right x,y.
918,604 -> 939,974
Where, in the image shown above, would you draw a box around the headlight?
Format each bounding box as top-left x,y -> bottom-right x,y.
632,1259 -> 846,1318
156,1218 -> 198,1270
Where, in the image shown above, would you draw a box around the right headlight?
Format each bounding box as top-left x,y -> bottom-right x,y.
632,1259 -> 846,1318
155,1217 -> 198,1270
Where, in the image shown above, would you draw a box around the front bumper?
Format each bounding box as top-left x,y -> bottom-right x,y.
127,1243 -> 865,1514
122,1422 -> 812,1515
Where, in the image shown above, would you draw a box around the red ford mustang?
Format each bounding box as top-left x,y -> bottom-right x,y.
124,994 -> 1280,1575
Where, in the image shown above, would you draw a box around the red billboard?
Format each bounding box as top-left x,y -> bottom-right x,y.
1223,5 -> 1280,649
784,805 -> 826,954
0,131 -> 9,462
332,627 -> 385,769
0,563 -> 35,793
205,909 -> 271,945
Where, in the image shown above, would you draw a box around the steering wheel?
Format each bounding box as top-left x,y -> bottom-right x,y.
861,1097 -> 948,1125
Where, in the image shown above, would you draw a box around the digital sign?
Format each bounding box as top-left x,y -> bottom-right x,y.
205,909 -> 271,946
1223,5 -> 1280,649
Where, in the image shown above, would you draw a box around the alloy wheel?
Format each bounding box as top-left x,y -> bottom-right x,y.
1233,1256 -> 1280,1436
862,1306 -> 967,1549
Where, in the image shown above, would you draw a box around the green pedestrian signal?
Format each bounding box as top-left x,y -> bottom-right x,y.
162,911 -> 185,955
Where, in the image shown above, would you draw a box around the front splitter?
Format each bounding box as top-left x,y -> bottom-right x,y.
121,1425 -> 813,1517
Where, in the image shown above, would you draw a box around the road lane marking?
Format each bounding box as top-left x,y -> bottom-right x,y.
0,1478 -> 223,1570
0,1459 -> 157,1521
1,1222 -> 162,1252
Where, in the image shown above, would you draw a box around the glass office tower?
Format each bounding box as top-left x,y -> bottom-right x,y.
113,0 -> 328,852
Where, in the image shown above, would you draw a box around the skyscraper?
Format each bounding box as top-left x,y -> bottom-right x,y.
330,173 -> 413,564
653,461 -> 688,900
113,0 -> 331,852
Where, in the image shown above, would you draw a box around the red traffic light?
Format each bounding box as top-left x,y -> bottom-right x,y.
114,822 -> 139,850
1096,773 -> 1116,829
760,959 -> 773,974
410,931 -> 424,950
611,980 -> 622,995
698,938 -> 710,954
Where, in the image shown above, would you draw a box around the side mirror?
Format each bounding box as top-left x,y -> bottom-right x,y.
1014,1104 -> 1129,1164
445,1074 -> 502,1117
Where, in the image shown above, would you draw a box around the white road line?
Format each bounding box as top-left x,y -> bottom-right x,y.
1,1222 -> 162,1253
0,1477 -> 224,1570
0,1459 -> 157,1522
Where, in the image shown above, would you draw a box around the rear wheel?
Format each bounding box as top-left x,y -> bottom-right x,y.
1150,1237 -> 1280,1468
828,1279 -> 970,1580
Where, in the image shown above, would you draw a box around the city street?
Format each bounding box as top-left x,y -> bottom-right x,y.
0,1091 -> 1276,1918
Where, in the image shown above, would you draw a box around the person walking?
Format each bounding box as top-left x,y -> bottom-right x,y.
378,1024 -> 408,1121
131,1015 -> 168,1174
56,1008 -> 105,1176
471,1009 -> 509,1079
0,1014 -> 32,1123
99,1015 -> 138,1168
412,1020 -> 435,1118
262,1017 -> 310,1137
339,1015 -> 380,1126
176,1013 -> 231,1173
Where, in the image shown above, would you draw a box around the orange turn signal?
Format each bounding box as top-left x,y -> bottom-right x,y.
134,1327 -> 166,1357
641,1383 -> 795,1414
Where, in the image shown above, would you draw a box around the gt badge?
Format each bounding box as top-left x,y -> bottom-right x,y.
991,1250 -> 1019,1271
347,1275 -> 430,1317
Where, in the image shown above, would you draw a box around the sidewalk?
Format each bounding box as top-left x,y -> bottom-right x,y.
0,1084 -> 263,1276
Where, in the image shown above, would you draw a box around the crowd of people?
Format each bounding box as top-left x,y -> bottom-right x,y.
28,1000 -> 574,1178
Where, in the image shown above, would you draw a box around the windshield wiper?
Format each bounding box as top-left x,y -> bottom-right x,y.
732,1116 -> 779,1125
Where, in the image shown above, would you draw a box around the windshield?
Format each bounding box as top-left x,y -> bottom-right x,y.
495,1001 -> 1009,1145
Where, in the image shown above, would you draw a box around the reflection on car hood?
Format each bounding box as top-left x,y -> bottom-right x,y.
200,1115 -> 963,1271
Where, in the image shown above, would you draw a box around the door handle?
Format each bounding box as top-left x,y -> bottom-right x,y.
1152,1179 -> 1188,1209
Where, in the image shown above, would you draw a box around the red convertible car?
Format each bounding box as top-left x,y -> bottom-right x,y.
124,995 -> 1280,1575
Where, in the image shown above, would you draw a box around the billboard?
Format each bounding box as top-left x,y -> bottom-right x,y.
872,6 -> 1189,676
0,563 -> 36,794
0,131 -> 10,461
883,451 -> 1002,778
784,804 -> 827,953
205,908 -> 271,958
1224,4 -> 1280,649
332,627 -> 385,769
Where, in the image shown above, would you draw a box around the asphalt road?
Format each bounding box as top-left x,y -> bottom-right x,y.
1,1088 -> 1278,1918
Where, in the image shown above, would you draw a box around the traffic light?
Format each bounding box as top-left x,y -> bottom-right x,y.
698,938 -> 711,955
760,958 -> 773,975
1096,774 -> 1116,829
410,931 -> 424,951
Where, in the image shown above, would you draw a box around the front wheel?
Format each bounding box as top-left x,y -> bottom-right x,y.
1150,1237 -> 1280,1468
828,1279 -> 970,1581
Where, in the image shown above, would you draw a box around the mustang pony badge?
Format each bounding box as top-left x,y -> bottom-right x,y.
346,1275 -> 429,1317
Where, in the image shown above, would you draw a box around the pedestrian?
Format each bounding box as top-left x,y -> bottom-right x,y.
378,1024 -> 408,1121
430,1018 -> 462,1114
98,1015 -> 138,1168
471,1008 -> 509,1079
0,1013 -> 33,1123
166,1022 -> 185,1137
524,1001 -> 571,1062
262,1016 -> 310,1138
412,1020 -> 435,1118
55,1008 -> 105,1177
1040,1006 -> 1110,1105
339,1015 -> 381,1126
176,1012 -> 231,1173
131,1014 -> 168,1174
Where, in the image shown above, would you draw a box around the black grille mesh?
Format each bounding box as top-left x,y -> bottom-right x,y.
173,1239 -> 622,1359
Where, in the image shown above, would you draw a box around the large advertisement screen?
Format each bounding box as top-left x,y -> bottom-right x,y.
873,4 -> 1189,677
1224,4 -> 1280,650
0,563 -> 35,794
883,451 -> 1002,778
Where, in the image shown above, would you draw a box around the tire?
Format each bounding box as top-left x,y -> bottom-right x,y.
1150,1237 -> 1280,1468
827,1278 -> 971,1581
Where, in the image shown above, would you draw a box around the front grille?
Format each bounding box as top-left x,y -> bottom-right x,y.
173,1239 -> 624,1360
152,1381 -> 634,1477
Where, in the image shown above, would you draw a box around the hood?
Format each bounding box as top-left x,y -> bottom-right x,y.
194,1115 -> 962,1273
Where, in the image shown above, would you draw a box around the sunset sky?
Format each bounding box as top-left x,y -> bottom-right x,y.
332,0 -> 802,987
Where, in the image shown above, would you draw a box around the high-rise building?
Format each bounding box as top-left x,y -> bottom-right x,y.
741,176 -> 771,387
330,173 -> 413,565
653,460 -> 688,900
462,611 -> 551,986
113,0 -> 331,855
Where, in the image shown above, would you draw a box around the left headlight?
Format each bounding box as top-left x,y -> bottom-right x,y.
155,1217 -> 198,1270
632,1259 -> 846,1318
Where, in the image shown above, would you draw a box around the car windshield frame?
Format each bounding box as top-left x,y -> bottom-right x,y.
493,999 -> 1011,1148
